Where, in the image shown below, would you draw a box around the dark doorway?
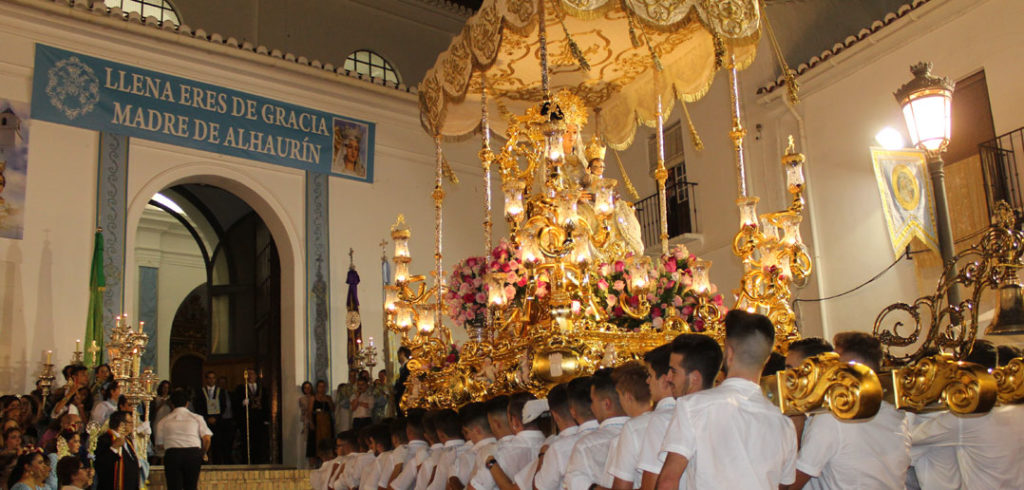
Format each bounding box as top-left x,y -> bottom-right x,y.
138,184 -> 282,464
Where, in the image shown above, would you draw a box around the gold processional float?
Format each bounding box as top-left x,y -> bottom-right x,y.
380,0 -> 1024,418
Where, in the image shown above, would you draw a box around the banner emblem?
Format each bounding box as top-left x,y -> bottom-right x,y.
45,56 -> 100,120
871,148 -> 939,257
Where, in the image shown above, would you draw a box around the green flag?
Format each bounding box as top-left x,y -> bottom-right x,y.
85,230 -> 105,367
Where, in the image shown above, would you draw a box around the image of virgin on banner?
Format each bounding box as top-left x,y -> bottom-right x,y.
0,99 -> 29,240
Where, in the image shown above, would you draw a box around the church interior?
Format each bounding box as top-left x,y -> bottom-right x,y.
0,0 -> 1022,488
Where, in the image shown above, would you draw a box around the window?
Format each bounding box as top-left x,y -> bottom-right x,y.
104,0 -> 181,25
343,50 -> 401,85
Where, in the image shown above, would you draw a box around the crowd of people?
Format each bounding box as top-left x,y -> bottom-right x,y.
309,310 -> 1024,490
303,351 -> 408,468
0,362 -> 276,489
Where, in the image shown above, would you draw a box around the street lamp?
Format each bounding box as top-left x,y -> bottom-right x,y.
894,62 -> 959,306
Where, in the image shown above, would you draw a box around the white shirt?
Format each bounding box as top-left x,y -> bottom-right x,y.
391,440 -> 430,490
90,399 -> 117,426
635,397 -> 676,476
472,430 -> 544,490
513,433 -> 557,490
605,410 -> 654,488
342,452 -> 376,490
155,406 -> 212,449
312,455 -> 345,490
426,439 -> 466,490
534,421 -> 596,490
564,416 -> 629,490
379,444 -> 411,488
907,413 -> 959,490
351,391 -> 374,419
460,436 -> 496,485
660,378 -> 798,489
413,443 -> 444,490
359,451 -> 384,490
796,402 -> 911,489
911,404 -> 1024,489
375,450 -> 395,489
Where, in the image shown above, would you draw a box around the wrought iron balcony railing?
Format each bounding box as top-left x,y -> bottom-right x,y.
635,180 -> 700,252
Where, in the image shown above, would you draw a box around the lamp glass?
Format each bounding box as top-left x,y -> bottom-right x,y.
902,89 -> 952,152
737,197 -> 759,228
487,275 -> 507,306
394,262 -> 409,283
504,182 -> 525,218
785,160 -> 805,193
394,239 -> 410,259
384,286 -> 399,312
691,259 -> 711,294
594,180 -> 615,216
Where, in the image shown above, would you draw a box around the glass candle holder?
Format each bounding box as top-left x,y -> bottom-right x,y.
737,196 -> 760,228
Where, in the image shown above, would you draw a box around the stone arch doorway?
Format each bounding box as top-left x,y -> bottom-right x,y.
131,179 -> 285,465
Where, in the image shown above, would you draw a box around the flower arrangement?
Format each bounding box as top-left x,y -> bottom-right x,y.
592,245 -> 725,331
486,238 -> 531,307
442,255 -> 489,329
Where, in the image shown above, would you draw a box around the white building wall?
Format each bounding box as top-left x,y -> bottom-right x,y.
0,0 -> 489,466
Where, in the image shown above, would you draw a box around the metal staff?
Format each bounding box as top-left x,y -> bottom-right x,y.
243,369 -> 251,465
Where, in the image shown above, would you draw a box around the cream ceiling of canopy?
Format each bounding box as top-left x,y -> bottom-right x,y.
419,0 -> 761,149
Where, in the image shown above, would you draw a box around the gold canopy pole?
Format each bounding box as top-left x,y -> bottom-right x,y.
654,72 -> 669,256
432,135 -> 450,346
480,76 -> 494,332
538,0 -> 550,97
728,55 -> 748,198
481,76 -> 493,254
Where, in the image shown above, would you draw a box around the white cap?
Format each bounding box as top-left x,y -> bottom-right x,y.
521,399 -> 549,425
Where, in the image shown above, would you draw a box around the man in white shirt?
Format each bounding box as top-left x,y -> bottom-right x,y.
564,369 -> 629,490
322,431 -> 359,490
656,310 -> 797,489
351,378 -> 375,430
363,424 -> 395,490
426,410 -> 468,490
155,389 -> 213,490
449,402 -> 497,488
477,393 -> 546,490
343,428 -> 379,490
602,361 -> 654,490
632,344 -> 674,490
534,377 -> 598,490
380,419 -> 410,489
390,409 -> 431,490
791,332 -> 911,489
414,412 -> 444,490
640,335 -> 722,489
509,399 -> 550,490
313,437 -> 345,490
910,340 -> 1024,489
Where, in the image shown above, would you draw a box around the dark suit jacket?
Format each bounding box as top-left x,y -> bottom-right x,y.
233,383 -> 268,422
394,362 -> 410,409
94,431 -> 141,490
194,385 -> 229,418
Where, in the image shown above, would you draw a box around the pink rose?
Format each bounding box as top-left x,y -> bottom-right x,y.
681,305 -> 694,316
613,280 -> 625,292
614,261 -> 625,273
597,279 -> 608,291
504,285 -> 516,299
673,296 -> 684,307
607,295 -> 617,307
652,307 -> 662,318
665,258 -> 677,273
652,317 -> 664,329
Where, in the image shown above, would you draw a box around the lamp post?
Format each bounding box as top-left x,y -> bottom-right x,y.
895,62 -> 959,307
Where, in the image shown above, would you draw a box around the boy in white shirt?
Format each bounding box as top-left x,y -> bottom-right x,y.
476,393 -> 545,490
426,409 -> 467,490
450,402 -> 497,488
602,361 -> 654,490
564,369 -> 629,490
414,412 -> 445,490
390,409 -> 431,490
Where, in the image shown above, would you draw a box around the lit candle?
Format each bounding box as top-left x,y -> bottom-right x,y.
368,337 -> 375,348
75,339 -> 81,352
45,350 -> 52,364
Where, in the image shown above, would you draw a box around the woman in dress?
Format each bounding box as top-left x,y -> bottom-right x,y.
299,381 -> 314,467
309,380 -> 334,467
7,450 -> 48,490
333,378 -> 352,433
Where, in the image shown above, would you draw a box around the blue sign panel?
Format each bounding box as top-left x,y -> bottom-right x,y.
31,44 -> 374,182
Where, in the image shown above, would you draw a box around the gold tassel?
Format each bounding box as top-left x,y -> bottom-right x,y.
625,10 -> 642,48
559,18 -> 590,71
612,149 -> 641,201
760,0 -> 800,104
442,157 -> 459,185
681,101 -> 704,152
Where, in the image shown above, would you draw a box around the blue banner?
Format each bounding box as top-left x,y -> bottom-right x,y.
31,44 -> 374,182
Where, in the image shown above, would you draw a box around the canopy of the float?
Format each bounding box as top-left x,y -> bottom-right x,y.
418,0 -> 761,149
